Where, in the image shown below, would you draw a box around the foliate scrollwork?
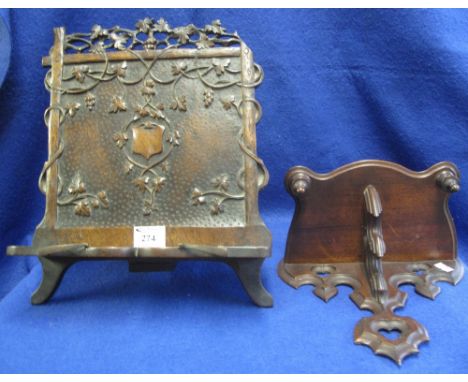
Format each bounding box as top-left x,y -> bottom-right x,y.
192,174 -> 244,216
46,19 -> 268,217
57,173 -> 109,217
64,18 -> 240,53
112,81 -> 181,216
49,53 -> 257,116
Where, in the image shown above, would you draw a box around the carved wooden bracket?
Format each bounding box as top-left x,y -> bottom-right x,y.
279,160 -> 463,364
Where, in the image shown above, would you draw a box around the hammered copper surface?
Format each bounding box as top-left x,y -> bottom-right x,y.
57,57 -> 246,227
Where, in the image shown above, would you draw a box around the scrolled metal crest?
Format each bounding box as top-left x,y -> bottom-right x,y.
64,18 -> 241,53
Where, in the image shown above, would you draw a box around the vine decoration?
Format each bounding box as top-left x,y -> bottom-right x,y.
192,174 -> 244,215
63,18 -> 241,53
111,79 -> 181,216
190,93 -> 267,216
39,106 -> 111,218
42,19 -> 268,217
57,173 -> 109,217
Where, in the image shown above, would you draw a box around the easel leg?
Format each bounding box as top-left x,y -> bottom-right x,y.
228,258 -> 273,308
31,257 -> 76,305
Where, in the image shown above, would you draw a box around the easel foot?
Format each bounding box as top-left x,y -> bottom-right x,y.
228,258 -> 273,307
31,257 -> 76,305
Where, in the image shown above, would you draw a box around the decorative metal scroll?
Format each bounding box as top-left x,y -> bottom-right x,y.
39,19 -> 268,220
63,18 -> 241,53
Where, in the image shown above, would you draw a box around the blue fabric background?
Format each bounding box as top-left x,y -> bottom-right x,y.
0,9 -> 10,87
0,8 -> 467,373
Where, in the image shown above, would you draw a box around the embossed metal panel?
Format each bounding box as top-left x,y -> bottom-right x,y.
56,56 -> 246,227
39,19 -> 267,229
7,19 -> 273,307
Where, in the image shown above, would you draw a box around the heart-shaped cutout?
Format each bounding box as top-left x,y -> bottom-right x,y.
378,328 -> 401,341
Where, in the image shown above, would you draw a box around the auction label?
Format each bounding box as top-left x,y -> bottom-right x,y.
133,226 -> 166,248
